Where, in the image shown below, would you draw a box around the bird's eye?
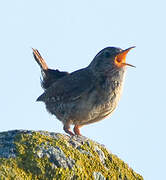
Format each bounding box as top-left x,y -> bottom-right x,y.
104,51 -> 110,58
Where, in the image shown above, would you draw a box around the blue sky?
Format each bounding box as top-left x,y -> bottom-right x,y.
0,0 -> 166,179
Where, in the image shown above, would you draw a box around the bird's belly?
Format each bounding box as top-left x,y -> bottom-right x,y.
73,81 -> 124,125
75,92 -> 120,125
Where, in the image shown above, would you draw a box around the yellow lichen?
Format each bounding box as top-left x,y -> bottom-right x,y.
0,131 -> 143,180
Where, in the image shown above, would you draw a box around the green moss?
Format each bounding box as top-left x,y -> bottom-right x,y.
0,131 -> 143,180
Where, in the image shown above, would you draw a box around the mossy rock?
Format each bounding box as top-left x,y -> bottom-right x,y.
0,130 -> 143,180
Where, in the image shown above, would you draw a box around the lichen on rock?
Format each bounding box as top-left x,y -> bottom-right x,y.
0,130 -> 143,180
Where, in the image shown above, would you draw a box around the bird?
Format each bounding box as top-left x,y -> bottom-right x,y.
32,46 -> 135,136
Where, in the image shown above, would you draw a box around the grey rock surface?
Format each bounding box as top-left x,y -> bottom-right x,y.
0,130 -> 143,180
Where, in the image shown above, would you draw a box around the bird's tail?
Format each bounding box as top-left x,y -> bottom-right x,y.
32,48 -> 69,90
32,48 -> 48,71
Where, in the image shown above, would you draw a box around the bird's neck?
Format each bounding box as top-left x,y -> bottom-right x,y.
94,66 -> 126,83
96,68 -> 126,97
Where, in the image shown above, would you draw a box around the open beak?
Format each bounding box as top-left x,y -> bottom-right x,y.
115,46 -> 136,68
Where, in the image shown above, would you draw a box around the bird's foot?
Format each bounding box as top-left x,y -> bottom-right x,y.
63,123 -> 82,136
63,124 -> 75,136
73,125 -> 82,136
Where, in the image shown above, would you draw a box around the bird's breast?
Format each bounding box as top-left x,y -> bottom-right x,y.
88,70 -> 126,122
94,78 -> 124,116
72,75 -> 125,125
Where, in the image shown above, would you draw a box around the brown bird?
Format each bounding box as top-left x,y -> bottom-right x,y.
33,47 -> 135,136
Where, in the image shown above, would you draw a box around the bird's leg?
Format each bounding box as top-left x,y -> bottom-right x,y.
73,125 -> 82,136
63,122 -> 74,136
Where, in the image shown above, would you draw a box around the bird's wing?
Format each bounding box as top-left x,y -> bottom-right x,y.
37,68 -> 95,103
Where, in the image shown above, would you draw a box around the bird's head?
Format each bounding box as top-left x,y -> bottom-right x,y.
89,46 -> 135,75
